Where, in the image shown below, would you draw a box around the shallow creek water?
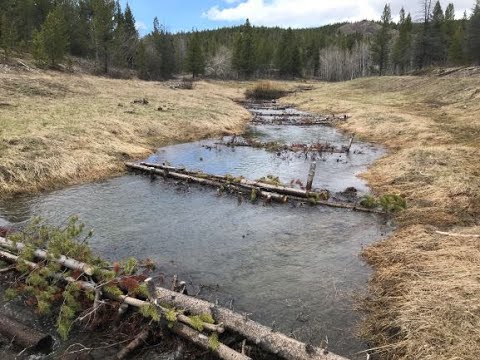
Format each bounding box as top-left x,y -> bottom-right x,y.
0,104 -> 389,358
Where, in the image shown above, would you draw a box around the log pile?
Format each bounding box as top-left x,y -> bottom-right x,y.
250,114 -> 347,126
216,135 -> 355,155
125,162 -> 382,214
0,236 -> 349,360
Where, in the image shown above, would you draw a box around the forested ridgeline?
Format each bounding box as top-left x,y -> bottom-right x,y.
1,0 -> 480,81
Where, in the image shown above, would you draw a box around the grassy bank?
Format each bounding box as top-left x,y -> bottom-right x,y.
0,70 -> 250,197
285,76 -> 480,359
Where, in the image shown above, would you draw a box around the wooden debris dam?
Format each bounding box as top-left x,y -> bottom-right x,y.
0,236 -> 349,360
125,162 -> 382,213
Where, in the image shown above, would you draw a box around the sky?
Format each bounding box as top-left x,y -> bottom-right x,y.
120,0 -> 476,35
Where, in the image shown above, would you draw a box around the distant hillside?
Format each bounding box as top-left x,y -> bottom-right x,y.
338,20 -> 381,36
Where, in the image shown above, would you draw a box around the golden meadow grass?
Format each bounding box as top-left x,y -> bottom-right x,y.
0,71 -> 250,196
285,76 -> 480,359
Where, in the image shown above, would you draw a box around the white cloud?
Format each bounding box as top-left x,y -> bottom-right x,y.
135,20 -> 148,33
204,0 -> 475,28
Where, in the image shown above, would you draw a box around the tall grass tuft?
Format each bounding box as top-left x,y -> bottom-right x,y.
245,81 -> 287,100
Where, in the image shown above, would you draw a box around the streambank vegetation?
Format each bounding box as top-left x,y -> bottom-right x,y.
0,69 -> 250,197
284,74 -> 480,359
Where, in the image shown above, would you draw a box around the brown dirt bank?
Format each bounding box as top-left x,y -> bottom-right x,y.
283,76 -> 480,359
0,71 -> 250,197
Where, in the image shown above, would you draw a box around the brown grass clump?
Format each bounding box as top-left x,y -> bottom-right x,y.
284,76 -> 480,359
245,81 -> 287,100
0,70 -> 250,197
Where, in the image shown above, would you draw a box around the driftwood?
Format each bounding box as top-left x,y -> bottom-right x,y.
0,249 -> 237,360
306,161 -> 317,191
0,242 -> 349,360
0,313 -> 53,353
137,162 -> 323,199
131,162 -> 383,213
116,329 -> 150,359
0,237 -> 94,275
154,286 -> 348,360
172,322 -> 251,360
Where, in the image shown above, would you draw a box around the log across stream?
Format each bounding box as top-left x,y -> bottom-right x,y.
0,102 -> 390,359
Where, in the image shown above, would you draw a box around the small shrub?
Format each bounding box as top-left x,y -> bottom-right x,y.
178,78 -> 194,90
360,195 -> 378,208
378,194 -> 407,213
245,81 -> 287,100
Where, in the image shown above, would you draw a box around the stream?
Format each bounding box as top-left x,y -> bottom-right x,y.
0,102 -> 390,359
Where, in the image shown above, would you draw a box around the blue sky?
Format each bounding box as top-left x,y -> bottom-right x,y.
119,1 -> 244,34
121,0 -> 475,35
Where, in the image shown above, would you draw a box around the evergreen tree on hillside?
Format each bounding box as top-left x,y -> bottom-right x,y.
113,1 -> 138,68
277,28 -> 302,78
185,31 -> 205,78
232,19 -> 256,78
391,8 -> 413,74
468,1 -> 480,64
430,1 -> 447,65
371,4 -> 392,75
0,13 -> 17,60
415,0 -> 433,68
448,11 -> 468,64
91,0 -> 115,73
32,7 -> 69,67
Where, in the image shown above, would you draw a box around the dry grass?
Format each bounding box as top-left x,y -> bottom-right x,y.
245,81 -> 287,100
284,76 -> 480,359
0,70 -> 250,196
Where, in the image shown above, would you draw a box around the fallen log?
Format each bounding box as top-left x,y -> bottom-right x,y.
173,323 -> 251,360
0,237 -> 94,275
0,313 -> 53,354
128,163 -> 289,204
0,250 -> 238,360
154,287 -> 348,360
116,329 -> 150,359
1,245 -> 349,360
138,162 -> 321,199
131,163 -> 382,213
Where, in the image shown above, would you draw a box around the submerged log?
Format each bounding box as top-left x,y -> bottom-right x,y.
0,313 -> 53,353
130,163 -> 383,213
154,287 -> 348,360
138,162 -> 321,199
0,237 -> 94,275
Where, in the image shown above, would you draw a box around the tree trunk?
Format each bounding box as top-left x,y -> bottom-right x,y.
0,313 -> 53,353
154,287 -> 348,360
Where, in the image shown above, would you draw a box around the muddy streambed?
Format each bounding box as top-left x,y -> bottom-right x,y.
0,103 -> 390,359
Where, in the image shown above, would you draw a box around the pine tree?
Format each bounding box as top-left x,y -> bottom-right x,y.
91,0 -> 115,73
430,1 -> 447,65
232,19 -> 256,78
468,0 -> 480,64
391,8 -> 413,74
414,0 -> 433,69
185,32 -> 205,78
32,7 -> 69,67
122,3 -> 138,69
277,28 -> 302,78
371,4 -> 392,75
448,23 -> 467,64
0,13 -> 16,60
